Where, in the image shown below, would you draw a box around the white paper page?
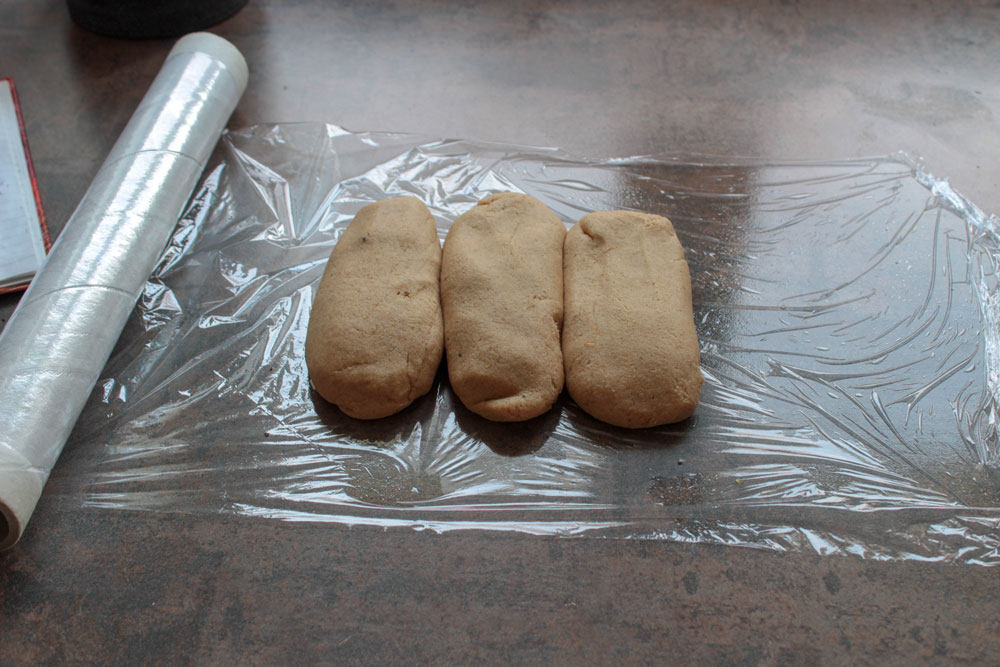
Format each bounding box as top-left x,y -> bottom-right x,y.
0,80 -> 46,287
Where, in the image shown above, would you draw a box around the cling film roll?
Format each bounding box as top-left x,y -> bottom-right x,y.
0,32 -> 247,550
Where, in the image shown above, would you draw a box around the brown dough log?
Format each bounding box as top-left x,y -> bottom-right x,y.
563,211 -> 703,428
305,197 -> 444,419
440,193 -> 566,421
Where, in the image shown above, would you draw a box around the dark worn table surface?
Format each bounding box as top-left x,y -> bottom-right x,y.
2,1 -> 999,663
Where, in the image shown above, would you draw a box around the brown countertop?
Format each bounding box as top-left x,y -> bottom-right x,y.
2,0 -> 999,663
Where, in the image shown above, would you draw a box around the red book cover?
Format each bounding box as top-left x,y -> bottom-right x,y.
0,77 -> 50,295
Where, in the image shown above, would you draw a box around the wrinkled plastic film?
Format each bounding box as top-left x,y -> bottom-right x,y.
0,33 -> 247,550
57,124 -> 1000,564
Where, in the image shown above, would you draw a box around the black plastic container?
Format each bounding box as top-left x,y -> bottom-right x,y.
68,0 -> 249,39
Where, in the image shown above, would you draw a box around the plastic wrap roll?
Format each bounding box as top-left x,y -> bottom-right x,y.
0,32 -> 248,550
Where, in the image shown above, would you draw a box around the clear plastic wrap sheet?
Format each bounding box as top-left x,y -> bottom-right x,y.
55,123 -> 1000,565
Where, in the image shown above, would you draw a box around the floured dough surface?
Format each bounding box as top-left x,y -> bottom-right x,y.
305,197 -> 444,419
440,193 -> 566,421
563,210 -> 703,428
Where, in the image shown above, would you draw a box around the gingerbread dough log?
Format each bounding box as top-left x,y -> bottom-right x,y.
440,193 -> 566,421
305,197 -> 444,419
563,211 -> 703,428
